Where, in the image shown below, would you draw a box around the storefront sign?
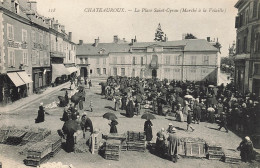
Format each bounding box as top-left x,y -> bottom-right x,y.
8,40 -> 28,49
32,42 -> 47,50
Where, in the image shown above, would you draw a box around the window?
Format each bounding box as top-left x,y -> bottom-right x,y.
191,56 -> 196,65
7,24 -> 14,40
31,31 -> 36,42
174,69 -> 180,73
97,68 -> 101,75
253,1 -> 257,17
164,68 -> 170,73
237,39 -> 240,54
90,69 -> 93,74
23,51 -> 28,65
175,55 -> 181,65
39,33 -> 43,44
51,40 -> 54,51
121,57 -> 125,64
14,2 -> 19,14
32,50 -> 36,65
244,36 -> 247,53
80,58 -> 83,64
103,58 -> 106,65
255,33 -> 260,53
96,58 -> 100,64
85,58 -> 88,64
165,55 -> 170,65
132,57 -> 136,65
112,57 -> 117,64
203,56 -> 209,65
8,49 -> 15,67
190,69 -> 196,73
103,68 -> 106,75
113,67 -> 117,76
22,29 -> 27,42
121,68 -> 125,76
141,57 -> 144,65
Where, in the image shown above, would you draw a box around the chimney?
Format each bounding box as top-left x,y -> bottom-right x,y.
68,32 -> 72,41
79,40 -> 83,45
113,35 -> 118,43
134,36 -> 137,42
207,37 -> 210,42
94,37 -> 99,47
61,25 -> 65,32
27,1 -> 37,11
131,39 -> 134,45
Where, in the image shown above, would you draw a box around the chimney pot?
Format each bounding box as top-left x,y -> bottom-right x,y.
79,40 -> 83,45
68,32 -> 72,41
207,37 -> 210,42
94,38 -> 99,47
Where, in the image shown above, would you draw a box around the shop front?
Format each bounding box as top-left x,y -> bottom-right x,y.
0,71 -> 33,105
32,67 -> 51,93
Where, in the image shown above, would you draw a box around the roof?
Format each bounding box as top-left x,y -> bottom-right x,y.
76,39 -> 218,56
76,43 -> 131,55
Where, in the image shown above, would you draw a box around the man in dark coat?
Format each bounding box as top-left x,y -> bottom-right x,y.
167,127 -> 180,163
237,136 -> 255,162
218,112 -> 228,133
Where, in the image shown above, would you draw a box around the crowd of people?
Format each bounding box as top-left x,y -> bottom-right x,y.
100,76 -> 260,135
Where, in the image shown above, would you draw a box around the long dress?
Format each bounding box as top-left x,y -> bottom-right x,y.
35,106 -> 45,123
110,120 -> 118,133
176,109 -> 184,122
144,120 -> 153,141
126,100 -> 134,118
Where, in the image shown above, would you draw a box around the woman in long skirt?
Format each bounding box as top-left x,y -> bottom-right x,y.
144,119 -> 153,141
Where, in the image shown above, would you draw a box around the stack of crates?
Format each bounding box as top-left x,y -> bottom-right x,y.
43,134 -> 62,157
104,139 -> 121,161
90,131 -> 102,154
184,138 -> 206,158
206,144 -> 224,160
126,131 -> 146,152
6,129 -> 27,145
24,140 -> 52,167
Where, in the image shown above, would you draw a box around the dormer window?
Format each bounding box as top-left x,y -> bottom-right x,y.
14,1 -> 19,14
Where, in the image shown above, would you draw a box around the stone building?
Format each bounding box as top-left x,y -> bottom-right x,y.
234,0 -> 260,95
76,36 -> 219,84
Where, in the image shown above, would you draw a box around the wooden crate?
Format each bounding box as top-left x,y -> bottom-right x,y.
104,154 -> 119,161
224,155 -> 240,164
0,130 -> 9,143
27,141 -> 52,160
207,150 -> 224,160
207,145 -> 222,152
178,142 -> 185,156
185,141 -> 206,158
24,153 -> 51,167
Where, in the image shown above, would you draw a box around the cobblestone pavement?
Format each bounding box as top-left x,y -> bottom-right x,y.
0,78 -> 259,168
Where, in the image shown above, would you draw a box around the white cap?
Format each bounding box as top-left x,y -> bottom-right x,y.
245,136 -> 250,141
169,123 -> 173,126
161,128 -> 165,131
40,102 -> 43,106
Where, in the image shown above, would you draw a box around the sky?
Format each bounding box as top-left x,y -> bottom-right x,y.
35,0 -> 238,57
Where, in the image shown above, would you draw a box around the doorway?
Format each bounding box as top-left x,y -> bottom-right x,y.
152,69 -> 157,78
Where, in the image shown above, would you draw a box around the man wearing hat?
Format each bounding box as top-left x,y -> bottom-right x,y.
218,112 -> 228,133
167,127 -> 180,163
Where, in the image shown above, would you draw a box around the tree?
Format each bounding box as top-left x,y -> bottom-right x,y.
154,23 -> 165,42
185,33 -> 197,39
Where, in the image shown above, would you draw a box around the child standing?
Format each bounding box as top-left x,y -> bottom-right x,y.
89,100 -> 93,112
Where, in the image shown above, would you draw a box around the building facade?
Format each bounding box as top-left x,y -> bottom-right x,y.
0,0 -> 77,105
76,36 -> 219,84
234,0 -> 260,95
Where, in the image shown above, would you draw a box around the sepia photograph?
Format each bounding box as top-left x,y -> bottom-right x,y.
0,0 -> 259,167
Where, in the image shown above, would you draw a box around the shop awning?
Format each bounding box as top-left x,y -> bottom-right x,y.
50,52 -> 65,58
7,72 -> 25,87
235,54 -> 249,60
52,64 -> 70,83
17,71 -> 33,84
253,75 -> 260,79
66,67 -> 78,74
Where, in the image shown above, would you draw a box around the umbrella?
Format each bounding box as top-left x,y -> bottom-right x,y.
103,112 -> 118,120
184,95 -> 193,99
71,94 -> 80,103
141,113 -> 156,120
62,120 -> 80,135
